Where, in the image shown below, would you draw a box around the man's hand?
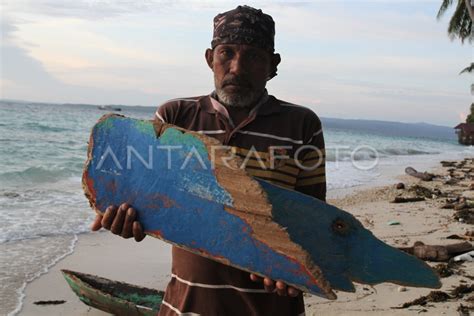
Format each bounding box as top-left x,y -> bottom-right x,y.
250,274 -> 300,297
91,203 -> 146,242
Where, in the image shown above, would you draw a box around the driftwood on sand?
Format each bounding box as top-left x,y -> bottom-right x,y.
398,241 -> 474,262
391,196 -> 425,203
446,230 -> 474,241
405,167 -> 435,181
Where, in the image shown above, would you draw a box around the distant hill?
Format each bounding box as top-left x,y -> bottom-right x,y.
321,117 -> 456,142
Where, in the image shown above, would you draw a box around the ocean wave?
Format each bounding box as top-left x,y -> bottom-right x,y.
4,235 -> 78,316
0,231 -> 88,244
23,122 -> 71,133
325,147 -> 438,162
0,167 -> 78,184
379,148 -> 436,156
0,210 -> 92,244
0,185 -> 92,244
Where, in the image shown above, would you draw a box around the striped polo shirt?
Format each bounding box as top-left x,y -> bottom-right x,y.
154,91 -> 326,316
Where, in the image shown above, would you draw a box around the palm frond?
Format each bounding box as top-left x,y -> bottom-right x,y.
447,0 -> 473,43
460,63 -> 474,74
437,0 -> 454,19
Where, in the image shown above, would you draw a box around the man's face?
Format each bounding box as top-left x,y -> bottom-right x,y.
206,44 -> 277,108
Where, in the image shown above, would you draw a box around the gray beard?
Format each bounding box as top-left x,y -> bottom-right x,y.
215,83 -> 263,108
215,88 -> 259,108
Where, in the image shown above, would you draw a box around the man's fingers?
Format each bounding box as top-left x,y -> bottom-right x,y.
263,278 -> 275,287
249,274 -> 262,283
101,205 -> 118,230
263,277 -> 275,293
275,281 -> 287,296
98,204 -> 144,242
133,221 -> 146,242
287,286 -> 300,297
91,214 -> 103,231
111,204 -> 128,235
250,275 -> 299,297
121,207 -> 136,238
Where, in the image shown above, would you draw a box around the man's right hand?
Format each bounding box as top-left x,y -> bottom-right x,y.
91,203 -> 146,242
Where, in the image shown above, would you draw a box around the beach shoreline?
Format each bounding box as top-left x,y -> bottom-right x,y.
19,232 -> 172,316
16,157 -> 474,315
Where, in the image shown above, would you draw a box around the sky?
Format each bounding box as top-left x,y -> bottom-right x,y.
1,0 -> 472,126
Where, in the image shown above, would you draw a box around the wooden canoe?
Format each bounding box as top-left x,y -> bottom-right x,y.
61,269 -> 163,315
83,114 -> 441,299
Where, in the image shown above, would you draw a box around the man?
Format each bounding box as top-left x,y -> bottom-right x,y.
92,5 -> 326,315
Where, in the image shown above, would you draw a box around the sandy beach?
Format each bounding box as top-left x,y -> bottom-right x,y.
306,158 -> 474,315
18,158 -> 473,315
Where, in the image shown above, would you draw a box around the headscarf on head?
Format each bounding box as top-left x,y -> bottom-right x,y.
211,5 -> 275,53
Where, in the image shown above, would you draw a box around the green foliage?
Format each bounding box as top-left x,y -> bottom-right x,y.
467,103 -> 474,123
460,63 -> 474,74
439,1 -> 473,124
437,0 -> 473,43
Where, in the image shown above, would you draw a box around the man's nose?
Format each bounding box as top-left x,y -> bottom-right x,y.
229,54 -> 247,75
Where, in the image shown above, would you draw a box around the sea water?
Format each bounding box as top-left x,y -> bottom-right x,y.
0,100 -> 472,315
0,101 -> 154,315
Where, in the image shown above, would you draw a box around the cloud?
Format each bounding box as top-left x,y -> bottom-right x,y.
4,0 -> 154,19
271,3 -> 445,43
2,0 -> 231,20
1,1 -> 470,126
0,16 -> 174,105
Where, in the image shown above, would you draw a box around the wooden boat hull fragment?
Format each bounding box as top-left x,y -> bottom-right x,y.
83,115 -> 441,299
61,269 -> 163,316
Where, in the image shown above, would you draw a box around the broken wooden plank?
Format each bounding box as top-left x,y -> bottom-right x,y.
83,114 -> 441,299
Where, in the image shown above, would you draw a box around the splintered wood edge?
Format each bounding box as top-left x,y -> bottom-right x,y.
83,114 -> 126,216
153,119 -> 335,298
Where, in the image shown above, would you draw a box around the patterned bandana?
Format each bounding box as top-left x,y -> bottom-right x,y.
211,5 -> 275,53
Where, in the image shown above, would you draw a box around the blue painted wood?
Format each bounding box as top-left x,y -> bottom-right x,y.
84,115 -> 440,299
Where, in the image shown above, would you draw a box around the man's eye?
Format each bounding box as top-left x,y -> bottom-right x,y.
248,52 -> 264,61
220,50 -> 232,57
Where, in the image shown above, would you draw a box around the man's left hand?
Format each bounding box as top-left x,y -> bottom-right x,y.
249,274 -> 301,297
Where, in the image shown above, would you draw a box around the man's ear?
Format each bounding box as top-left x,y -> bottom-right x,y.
205,48 -> 214,70
268,53 -> 281,80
